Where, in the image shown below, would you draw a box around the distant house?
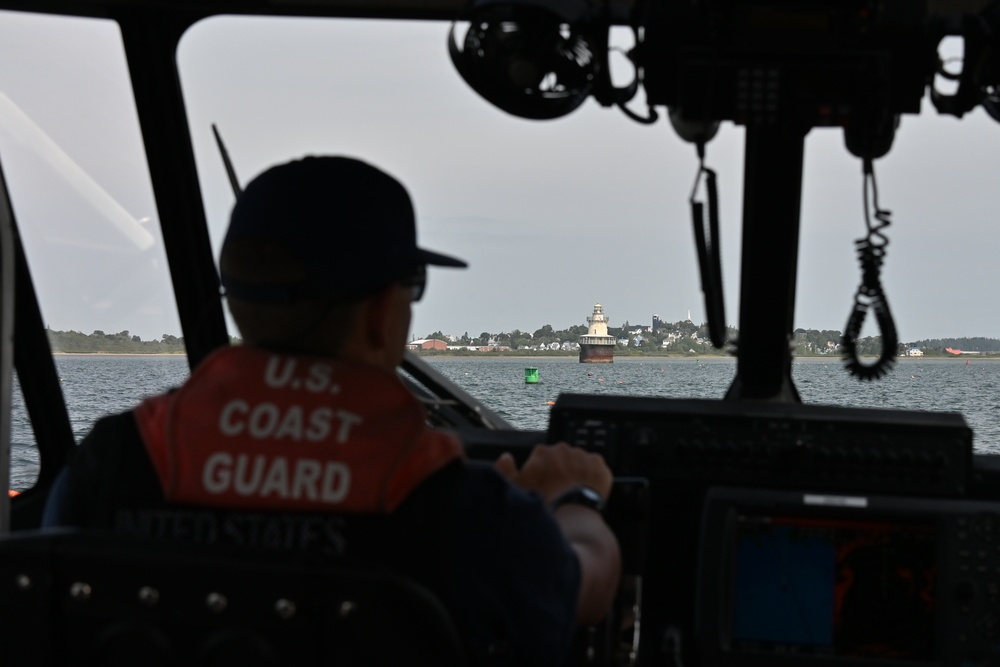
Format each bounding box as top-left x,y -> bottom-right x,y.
406,338 -> 447,351
907,348 -> 924,357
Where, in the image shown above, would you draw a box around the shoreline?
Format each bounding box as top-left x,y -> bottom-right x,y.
47,351 -> 1000,360
52,352 -> 186,357
416,354 -> 1000,361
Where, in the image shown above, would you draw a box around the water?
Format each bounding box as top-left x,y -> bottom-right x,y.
424,356 -> 1000,452
10,355 -> 190,490
9,355 -> 1000,490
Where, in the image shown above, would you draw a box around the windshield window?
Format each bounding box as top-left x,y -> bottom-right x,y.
0,11 -> 179,342
178,16 -> 1000,435
0,11 -> 185,487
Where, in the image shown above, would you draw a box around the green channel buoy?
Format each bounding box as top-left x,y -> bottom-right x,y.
525,367 -> 539,384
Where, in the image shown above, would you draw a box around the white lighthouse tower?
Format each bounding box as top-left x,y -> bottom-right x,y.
579,303 -> 615,363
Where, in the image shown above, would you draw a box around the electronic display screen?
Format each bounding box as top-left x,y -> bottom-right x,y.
729,514 -> 936,660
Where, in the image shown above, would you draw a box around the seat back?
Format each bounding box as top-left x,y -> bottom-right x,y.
0,529 -> 467,666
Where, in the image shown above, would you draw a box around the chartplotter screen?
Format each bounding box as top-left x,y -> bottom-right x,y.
728,514 -> 936,660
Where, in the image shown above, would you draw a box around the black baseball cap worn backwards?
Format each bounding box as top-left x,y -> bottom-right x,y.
221,156 -> 466,304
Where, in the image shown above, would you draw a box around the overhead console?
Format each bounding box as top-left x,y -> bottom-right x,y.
548,394 -> 973,497
698,486 -> 1000,666
642,0 -> 931,130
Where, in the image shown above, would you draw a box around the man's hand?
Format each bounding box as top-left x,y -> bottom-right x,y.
496,442 -> 620,625
495,442 -> 612,503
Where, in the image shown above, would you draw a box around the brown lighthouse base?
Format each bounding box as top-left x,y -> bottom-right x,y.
579,344 -> 614,363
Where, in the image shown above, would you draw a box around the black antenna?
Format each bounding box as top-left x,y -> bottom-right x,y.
211,123 -> 242,197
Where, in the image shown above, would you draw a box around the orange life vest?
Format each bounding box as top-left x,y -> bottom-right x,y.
135,347 -> 464,514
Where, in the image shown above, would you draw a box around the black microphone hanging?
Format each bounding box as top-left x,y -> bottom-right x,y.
841,159 -> 898,381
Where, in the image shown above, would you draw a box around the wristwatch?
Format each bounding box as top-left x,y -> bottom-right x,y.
550,485 -> 607,514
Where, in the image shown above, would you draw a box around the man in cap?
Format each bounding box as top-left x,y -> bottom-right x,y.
45,156 -> 620,664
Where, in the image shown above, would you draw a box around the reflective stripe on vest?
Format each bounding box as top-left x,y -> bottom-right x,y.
135,347 -> 464,514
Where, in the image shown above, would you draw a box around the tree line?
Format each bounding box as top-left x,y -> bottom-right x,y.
420,322 -> 1000,357
42,326 -> 1000,356
46,329 -> 188,354
910,337 -> 1000,352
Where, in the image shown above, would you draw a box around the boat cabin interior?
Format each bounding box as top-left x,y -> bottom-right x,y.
0,0 -> 999,665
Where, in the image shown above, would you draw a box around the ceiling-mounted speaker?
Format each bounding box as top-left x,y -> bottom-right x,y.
449,0 -> 599,120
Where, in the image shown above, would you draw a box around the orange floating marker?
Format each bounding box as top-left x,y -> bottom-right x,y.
546,401 -> 556,405
7,490 -> 19,498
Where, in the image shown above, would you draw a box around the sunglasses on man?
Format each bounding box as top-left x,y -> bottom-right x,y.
399,265 -> 427,302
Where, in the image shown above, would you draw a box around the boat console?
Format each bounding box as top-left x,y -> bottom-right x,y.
538,395 -> 1000,665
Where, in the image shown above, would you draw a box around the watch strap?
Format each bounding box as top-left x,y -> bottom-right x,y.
549,485 -> 607,514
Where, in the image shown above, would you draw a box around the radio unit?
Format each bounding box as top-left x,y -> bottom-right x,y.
548,395 -> 973,496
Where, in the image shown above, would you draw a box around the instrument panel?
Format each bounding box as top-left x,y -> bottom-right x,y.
543,395 -> 995,666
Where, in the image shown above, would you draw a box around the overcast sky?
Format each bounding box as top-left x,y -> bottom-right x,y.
0,10 -> 997,343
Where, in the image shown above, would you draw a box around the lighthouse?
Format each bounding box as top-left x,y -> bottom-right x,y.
579,303 -> 615,363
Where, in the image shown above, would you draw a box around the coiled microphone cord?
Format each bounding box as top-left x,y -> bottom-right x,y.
841,158 -> 898,380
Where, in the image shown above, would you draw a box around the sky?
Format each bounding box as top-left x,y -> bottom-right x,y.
0,11 -> 997,343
